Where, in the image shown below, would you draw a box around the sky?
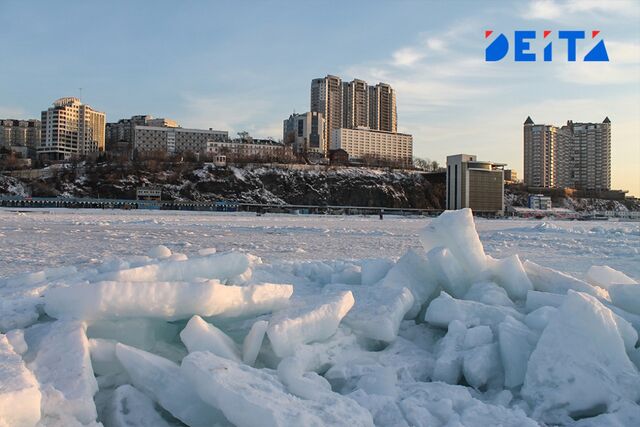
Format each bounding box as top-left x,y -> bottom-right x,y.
1,0 -> 639,195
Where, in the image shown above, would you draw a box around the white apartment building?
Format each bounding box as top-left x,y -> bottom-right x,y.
282,111 -> 326,156
330,128 -> 412,167
133,126 -> 227,154
39,97 -> 105,159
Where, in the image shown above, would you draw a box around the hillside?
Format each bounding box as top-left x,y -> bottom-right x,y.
0,163 -> 446,209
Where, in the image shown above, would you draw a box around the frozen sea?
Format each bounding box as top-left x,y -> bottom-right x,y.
1,208 -> 638,280
1,207 -> 640,427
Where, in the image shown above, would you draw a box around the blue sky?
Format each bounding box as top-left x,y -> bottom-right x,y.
1,0 -> 639,195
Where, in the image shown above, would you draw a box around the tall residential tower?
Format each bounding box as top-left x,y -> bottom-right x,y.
310,75 -> 343,153
523,116 -> 611,190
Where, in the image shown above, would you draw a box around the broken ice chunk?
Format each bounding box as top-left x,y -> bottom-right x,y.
325,284 -> 414,342
381,249 -> 439,317
497,317 -> 538,388
180,315 -> 241,362
425,291 -> 524,329
419,208 -> 488,275
522,291 -> 640,424
267,291 -> 355,358
243,320 -> 269,366
586,265 -> 637,289
608,284 -> 640,315
0,334 -> 41,427
45,280 -> 293,321
23,321 -> 98,426
115,343 -> 226,427
523,260 -> 602,297
182,351 -> 374,427
487,255 -> 533,301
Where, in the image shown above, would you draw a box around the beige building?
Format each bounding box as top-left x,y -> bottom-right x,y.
0,119 -> 41,157
283,111 -> 326,156
310,75 -> 402,159
524,116 -> 611,190
39,97 -> 105,159
311,75 -> 343,153
343,79 -> 369,129
134,126 -> 227,155
330,128 -> 412,167
446,154 -> 505,214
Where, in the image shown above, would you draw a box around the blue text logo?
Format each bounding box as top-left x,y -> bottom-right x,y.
485,30 -> 609,62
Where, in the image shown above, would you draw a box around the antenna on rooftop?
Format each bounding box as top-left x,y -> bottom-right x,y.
79,87 -> 83,102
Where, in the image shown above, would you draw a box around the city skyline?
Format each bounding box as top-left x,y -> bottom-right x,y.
1,0 -> 638,195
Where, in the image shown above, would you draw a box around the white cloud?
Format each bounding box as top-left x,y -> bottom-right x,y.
392,47 -> 426,66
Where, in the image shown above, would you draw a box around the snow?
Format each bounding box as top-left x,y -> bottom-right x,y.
1,208 -> 639,426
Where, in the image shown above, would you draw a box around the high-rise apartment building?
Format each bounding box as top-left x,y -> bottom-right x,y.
564,118 -> 611,190
523,116 -> 611,190
311,76 -> 399,136
446,154 -> 505,214
369,83 -> 397,133
39,97 -> 105,159
311,75 -> 343,153
342,79 -> 369,129
0,119 -> 41,157
283,111 -> 326,156
523,117 -> 559,188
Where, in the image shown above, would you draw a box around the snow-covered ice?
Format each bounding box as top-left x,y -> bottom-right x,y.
1,207 -> 639,426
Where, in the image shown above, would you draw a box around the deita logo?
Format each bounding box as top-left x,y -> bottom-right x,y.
485,30 -> 609,62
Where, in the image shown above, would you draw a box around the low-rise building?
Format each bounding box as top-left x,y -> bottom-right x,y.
528,194 -> 552,210
133,126 -> 228,155
446,154 -> 505,214
206,138 -> 289,161
504,169 -> 518,183
330,128 -> 412,167
107,115 -> 180,152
